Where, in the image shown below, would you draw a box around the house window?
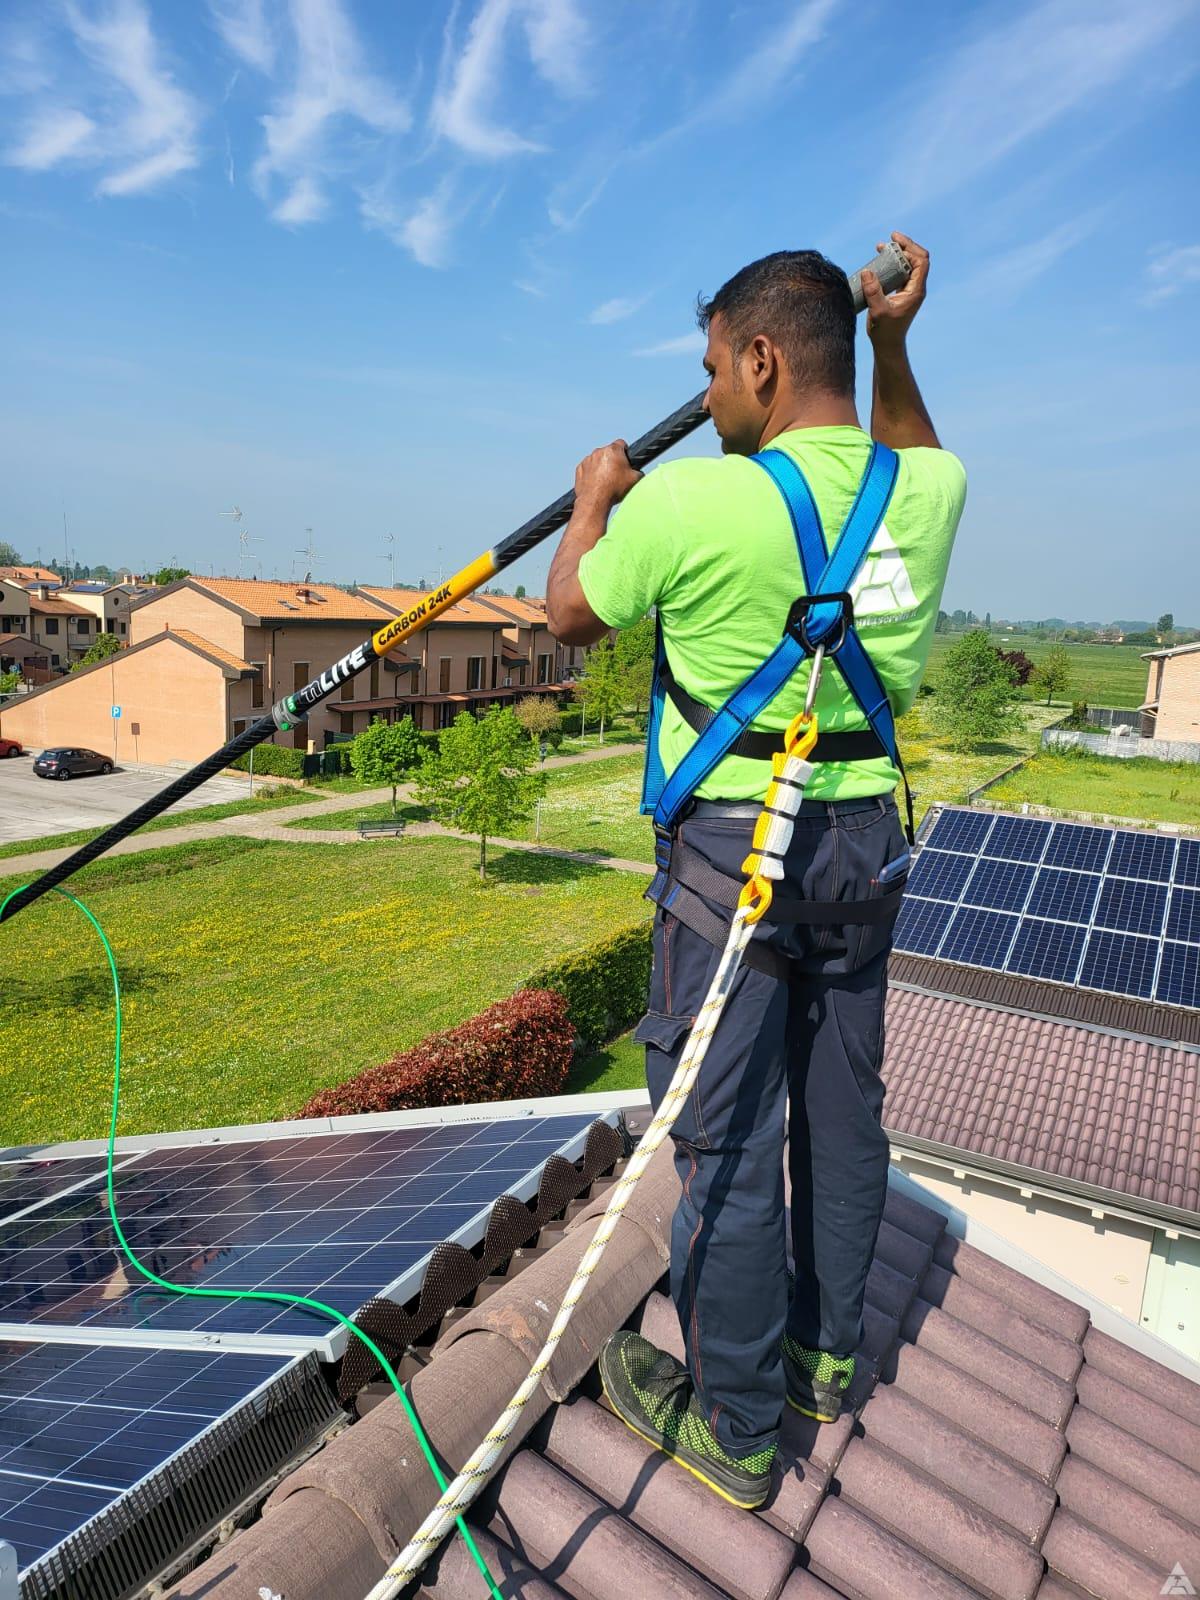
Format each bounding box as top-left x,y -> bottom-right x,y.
251,663 -> 265,709
119,621 -> 127,635
438,700 -> 457,729
536,652 -> 552,684
467,656 -> 484,691
492,655 -> 498,689
439,657 -> 451,692
76,617 -> 90,633
370,661 -> 379,699
293,660 -> 309,692
232,718 -> 248,736
340,675 -> 354,702
44,618 -> 59,634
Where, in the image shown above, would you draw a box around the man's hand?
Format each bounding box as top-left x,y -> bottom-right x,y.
574,440 -> 642,512
863,231 -> 928,351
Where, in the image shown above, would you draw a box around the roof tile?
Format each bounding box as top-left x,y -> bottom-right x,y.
1065,1401 -> 1200,1528
1082,1323 -> 1200,1427
918,1260 -> 1085,1384
1074,1361 -> 1200,1473
931,1233 -> 1092,1344
802,1496 -> 982,1600
416,1524 -> 568,1598
901,1295 -> 1077,1428
190,577 -> 393,622
1040,1508 -> 1167,1598
855,1381 -> 1057,1544
1054,1453 -> 1200,1577
832,1434 -> 1045,1600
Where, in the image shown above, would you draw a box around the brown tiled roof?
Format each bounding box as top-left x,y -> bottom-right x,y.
882,984 -> 1200,1218
0,565 -> 60,583
172,1129 -> 1200,1600
190,577 -> 394,622
167,628 -> 254,673
475,594 -> 550,625
26,593 -> 91,617
361,585 -> 507,626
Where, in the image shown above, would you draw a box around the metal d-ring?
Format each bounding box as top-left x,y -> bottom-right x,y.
804,642 -> 825,718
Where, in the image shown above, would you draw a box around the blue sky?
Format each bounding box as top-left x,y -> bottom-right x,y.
1,0 -> 1197,621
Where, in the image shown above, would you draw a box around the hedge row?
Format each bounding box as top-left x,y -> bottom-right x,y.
523,922 -> 653,1052
230,744 -> 307,779
296,988 -> 574,1118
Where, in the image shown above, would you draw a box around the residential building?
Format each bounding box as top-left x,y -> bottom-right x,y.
474,592 -> 588,685
1140,639 -> 1200,743
0,580 -> 96,667
63,580 -> 146,641
0,632 -> 51,678
353,586 -> 571,733
0,576 -> 394,763
0,564 -> 61,585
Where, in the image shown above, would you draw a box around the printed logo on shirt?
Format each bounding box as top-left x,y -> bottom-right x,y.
850,522 -> 919,625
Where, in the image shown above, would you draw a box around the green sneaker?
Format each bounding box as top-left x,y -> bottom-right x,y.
782,1334 -> 856,1422
598,1331 -> 775,1508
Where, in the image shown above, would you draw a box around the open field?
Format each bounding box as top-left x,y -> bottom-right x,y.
567,1030 -> 644,1096
0,835 -> 648,1146
897,701 -> 1062,815
0,784 -> 318,862
923,633 -> 1150,708
983,749 -> 1200,827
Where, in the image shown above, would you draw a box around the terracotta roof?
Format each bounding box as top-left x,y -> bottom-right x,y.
882,983 -> 1200,1218
0,565 -> 60,583
361,585 -> 506,626
166,628 -> 254,673
25,593 -> 91,617
475,594 -> 550,626
188,577 -> 394,623
172,1121 -> 1200,1600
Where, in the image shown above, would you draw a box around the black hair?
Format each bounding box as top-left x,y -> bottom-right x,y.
696,250 -> 855,395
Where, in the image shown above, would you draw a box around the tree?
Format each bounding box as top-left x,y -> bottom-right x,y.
149,566 -> 189,586
574,635 -> 623,743
614,615 -> 656,718
928,630 -> 1021,751
514,694 -> 563,749
70,632 -> 122,672
996,648 -> 1033,686
0,670 -> 21,694
1030,645 -> 1072,706
514,584 -> 527,599
1158,613 -> 1174,636
349,715 -> 421,815
414,706 -> 545,880
935,609 -> 949,634
0,541 -> 22,567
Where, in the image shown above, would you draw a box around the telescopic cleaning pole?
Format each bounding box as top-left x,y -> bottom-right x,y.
0,242 -> 909,925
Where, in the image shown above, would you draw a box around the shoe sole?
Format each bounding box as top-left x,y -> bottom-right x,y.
599,1371 -> 768,1510
785,1392 -> 839,1423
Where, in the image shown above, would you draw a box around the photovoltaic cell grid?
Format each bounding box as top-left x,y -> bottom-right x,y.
0,1338 -> 294,1573
0,1157 -> 106,1223
0,1114 -> 596,1342
896,811 -> 1200,1007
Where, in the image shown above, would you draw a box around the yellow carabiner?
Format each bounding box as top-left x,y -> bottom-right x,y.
784,709 -> 819,760
738,871 -> 773,925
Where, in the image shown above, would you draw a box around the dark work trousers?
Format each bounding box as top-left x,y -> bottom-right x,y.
636,795 -> 908,1462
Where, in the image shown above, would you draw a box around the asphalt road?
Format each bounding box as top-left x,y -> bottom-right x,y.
0,755 -> 255,845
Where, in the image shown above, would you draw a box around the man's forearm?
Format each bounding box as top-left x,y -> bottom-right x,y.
545,496 -> 612,643
870,341 -> 940,449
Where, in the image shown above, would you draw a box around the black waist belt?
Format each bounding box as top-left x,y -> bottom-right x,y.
662,663 -> 886,764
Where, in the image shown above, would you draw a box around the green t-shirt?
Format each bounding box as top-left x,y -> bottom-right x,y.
578,426 -> 966,802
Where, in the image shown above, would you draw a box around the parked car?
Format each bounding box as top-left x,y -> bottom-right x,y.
0,737 -> 22,758
33,747 -> 114,780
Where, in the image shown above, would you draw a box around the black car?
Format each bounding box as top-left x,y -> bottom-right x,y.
33,747 -> 114,780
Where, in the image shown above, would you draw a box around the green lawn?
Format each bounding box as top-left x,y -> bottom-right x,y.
983,749 -> 1200,827
567,1031 -> 644,1096
0,835 -> 649,1146
924,633 -> 1150,709
898,700 -> 1063,821
0,784 -> 320,862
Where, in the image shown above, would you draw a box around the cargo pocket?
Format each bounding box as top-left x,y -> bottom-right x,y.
633,1009 -> 707,1148
850,843 -> 909,971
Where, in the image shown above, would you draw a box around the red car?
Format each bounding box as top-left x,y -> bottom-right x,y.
0,737 -> 22,758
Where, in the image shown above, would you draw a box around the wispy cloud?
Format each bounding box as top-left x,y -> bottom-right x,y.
588,293 -> 649,325
208,0 -> 275,75
360,177 -> 465,268
968,208 -> 1106,297
253,0 -> 409,225
7,107 -> 98,170
875,0 -> 1195,213
1141,243 -> 1200,306
433,0 -> 588,160
5,0 -> 201,196
633,331 -> 706,358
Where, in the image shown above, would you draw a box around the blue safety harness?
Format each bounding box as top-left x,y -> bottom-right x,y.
643,441 -> 914,918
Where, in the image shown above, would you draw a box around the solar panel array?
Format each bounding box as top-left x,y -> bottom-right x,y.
895,808 -> 1200,1008
0,1337 -> 295,1573
0,1110 -> 605,1584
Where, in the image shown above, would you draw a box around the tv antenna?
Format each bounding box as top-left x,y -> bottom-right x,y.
379,532 -> 396,587
218,506 -> 243,522
238,528 -> 264,574
296,528 -> 321,568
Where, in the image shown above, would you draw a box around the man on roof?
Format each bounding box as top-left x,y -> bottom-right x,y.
546,234 -> 965,1508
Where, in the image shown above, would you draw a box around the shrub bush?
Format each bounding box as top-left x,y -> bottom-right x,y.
524,922 -> 652,1052
296,988 -> 574,1118
230,744 -> 306,779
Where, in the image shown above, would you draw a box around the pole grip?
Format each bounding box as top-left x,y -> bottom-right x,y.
846,239 -> 911,312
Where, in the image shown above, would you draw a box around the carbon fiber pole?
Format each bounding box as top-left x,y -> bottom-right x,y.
0,243 -> 909,924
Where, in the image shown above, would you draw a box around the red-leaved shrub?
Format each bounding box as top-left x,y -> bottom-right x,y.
296,988 -> 574,1118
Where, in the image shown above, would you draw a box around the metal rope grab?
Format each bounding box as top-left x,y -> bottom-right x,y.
0,243 -> 909,926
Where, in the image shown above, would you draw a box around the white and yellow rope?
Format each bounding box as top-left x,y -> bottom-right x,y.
362,712 -> 820,1600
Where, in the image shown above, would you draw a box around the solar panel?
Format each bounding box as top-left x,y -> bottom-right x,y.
0,1114 -> 599,1348
894,807 -> 1200,1008
0,1339 -> 295,1573
0,1158 -> 105,1223
1157,942 -> 1200,1008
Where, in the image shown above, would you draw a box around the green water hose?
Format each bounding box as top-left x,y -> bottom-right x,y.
0,884 -> 500,1599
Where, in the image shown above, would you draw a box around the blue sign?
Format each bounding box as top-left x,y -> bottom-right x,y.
111,706 -> 121,719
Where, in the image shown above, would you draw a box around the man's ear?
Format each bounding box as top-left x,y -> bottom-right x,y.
748,333 -> 777,398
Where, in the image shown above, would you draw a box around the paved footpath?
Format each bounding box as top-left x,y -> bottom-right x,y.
0,743 -> 650,881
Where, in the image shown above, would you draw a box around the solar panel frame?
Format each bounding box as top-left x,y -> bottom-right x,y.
1077,930 -> 1159,1000
1093,877 -> 1169,938
1007,918 -> 1088,984
979,814 -> 1053,864
1156,942 -> 1200,1008
0,1113 -> 610,1361
1106,829 -> 1178,884
1166,888 -> 1200,945
1023,867 -> 1102,926
1175,838 -> 1200,890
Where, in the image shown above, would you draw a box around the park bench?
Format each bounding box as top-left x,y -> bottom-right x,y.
357,818 -> 407,839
